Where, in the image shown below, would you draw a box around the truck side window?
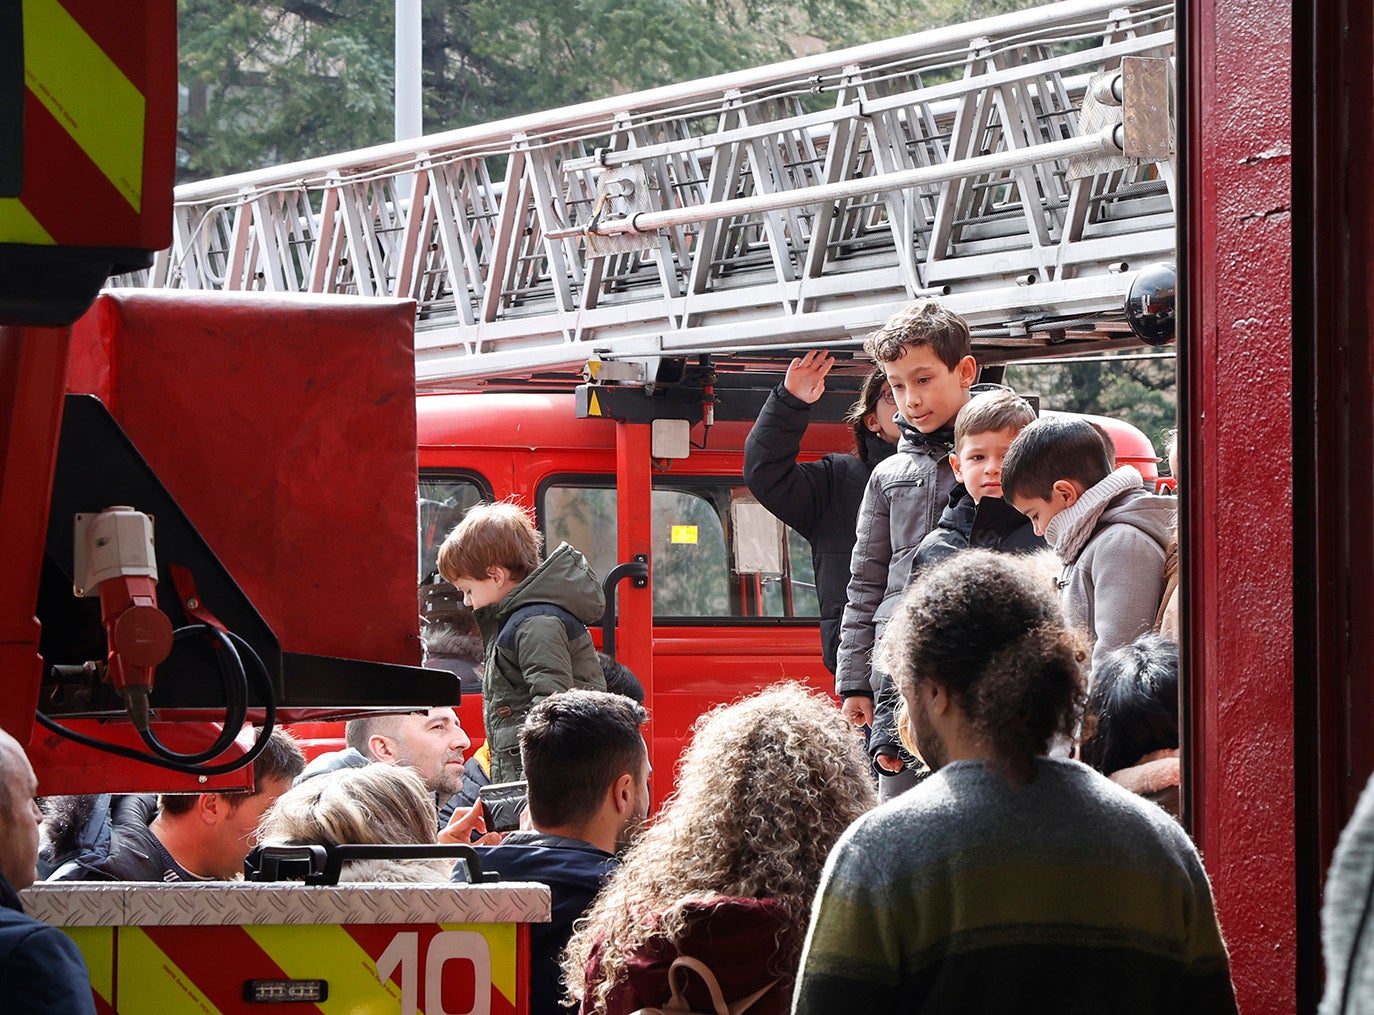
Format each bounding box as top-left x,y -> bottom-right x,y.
652,489 -> 729,617
540,479 -> 819,622
542,484 -> 729,617
759,528 -> 820,619
418,473 -> 489,582
418,473 -> 489,693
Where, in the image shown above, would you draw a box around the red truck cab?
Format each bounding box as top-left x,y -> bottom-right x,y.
408,391 -> 1165,796
414,391 -> 843,792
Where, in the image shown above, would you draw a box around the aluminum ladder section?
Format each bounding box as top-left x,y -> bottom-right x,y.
135,0 -> 1174,386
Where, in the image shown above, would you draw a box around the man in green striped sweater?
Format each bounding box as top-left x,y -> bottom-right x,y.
792,550 -> 1237,1014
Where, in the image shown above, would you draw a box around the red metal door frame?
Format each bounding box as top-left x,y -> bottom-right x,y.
1188,0 -> 1374,1006
615,421 -> 654,737
1181,0 -> 1295,1010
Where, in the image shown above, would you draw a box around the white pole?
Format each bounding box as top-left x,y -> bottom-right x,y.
394,0 -> 422,143
394,0 -> 421,204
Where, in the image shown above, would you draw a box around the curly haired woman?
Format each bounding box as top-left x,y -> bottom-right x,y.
561,683 -> 876,1015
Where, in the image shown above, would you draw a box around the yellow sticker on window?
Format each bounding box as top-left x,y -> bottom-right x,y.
670,525 -> 699,544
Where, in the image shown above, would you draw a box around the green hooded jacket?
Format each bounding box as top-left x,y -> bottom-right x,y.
475,542 -> 606,782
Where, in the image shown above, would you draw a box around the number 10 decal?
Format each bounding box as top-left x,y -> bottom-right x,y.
375,930 -> 494,1015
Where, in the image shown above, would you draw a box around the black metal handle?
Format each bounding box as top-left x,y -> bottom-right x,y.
600,555 -> 649,659
245,843 -> 495,885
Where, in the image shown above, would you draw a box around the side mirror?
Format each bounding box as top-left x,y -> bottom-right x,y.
1125,262 -> 1177,346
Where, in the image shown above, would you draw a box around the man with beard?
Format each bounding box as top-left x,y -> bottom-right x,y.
299,707 -> 481,843
792,550 -> 1238,1014
469,690 -> 649,1015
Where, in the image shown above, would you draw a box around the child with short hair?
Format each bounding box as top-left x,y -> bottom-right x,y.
917,389 -> 1042,563
870,389 -> 1045,780
437,502 -> 606,783
835,301 -> 976,766
1001,415 -> 1174,676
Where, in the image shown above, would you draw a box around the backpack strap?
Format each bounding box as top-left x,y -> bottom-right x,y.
495,602 -> 585,652
655,956 -> 782,1015
727,976 -> 781,1015
665,956 -> 730,1015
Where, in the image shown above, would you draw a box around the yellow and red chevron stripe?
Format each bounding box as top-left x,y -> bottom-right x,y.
0,0 -> 174,249
67,921 -> 522,1014
62,928 -> 115,1015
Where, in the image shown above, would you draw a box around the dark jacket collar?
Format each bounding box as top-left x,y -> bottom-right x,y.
861,432 -> 898,466
495,830 -> 612,856
0,872 -> 23,913
970,494 -> 1038,545
937,484 -> 978,534
934,487 -> 1043,551
895,416 -> 955,455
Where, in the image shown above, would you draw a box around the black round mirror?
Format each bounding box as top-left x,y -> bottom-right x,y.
1125,262 -> 1177,346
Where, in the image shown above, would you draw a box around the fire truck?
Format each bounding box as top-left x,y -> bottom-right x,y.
1,0 -> 1355,1010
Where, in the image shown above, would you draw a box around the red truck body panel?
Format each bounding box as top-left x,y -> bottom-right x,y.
67,290 -> 422,668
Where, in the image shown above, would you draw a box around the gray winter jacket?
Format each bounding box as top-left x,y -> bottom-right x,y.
1045,467 -> 1174,675
834,421 -> 958,698
476,542 -> 606,783
1321,772 -> 1374,1014
294,747 -> 370,785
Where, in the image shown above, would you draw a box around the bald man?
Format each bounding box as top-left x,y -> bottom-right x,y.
297,707 -> 484,842
0,728 -> 96,1013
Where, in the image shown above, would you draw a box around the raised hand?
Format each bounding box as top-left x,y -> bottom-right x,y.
784,349 -> 835,405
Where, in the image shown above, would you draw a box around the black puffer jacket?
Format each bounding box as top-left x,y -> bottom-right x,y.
48,795 -> 206,882
869,487 -> 1045,769
913,486 -> 1044,566
743,384 -> 895,673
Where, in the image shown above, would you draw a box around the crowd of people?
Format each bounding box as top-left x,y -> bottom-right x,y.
7,297 -> 1370,1013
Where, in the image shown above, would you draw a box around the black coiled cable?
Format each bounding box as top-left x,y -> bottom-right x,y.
36,624 -> 278,777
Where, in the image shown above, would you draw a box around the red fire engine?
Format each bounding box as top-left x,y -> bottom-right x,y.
0,0 -> 1362,1011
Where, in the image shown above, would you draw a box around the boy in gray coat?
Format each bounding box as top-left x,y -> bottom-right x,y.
834,301 -> 977,736
1002,416 -> 1175,677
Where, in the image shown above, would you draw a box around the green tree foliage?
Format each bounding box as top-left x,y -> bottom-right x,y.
176,0 -> 1061,181
1004,351 -> 1179,470
178,2 -> 394,179
177,0 -> 872,181
441,0 -> 756,121
855,0 -> 1048,45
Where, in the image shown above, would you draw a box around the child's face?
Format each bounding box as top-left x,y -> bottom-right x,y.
451,568 -> 517,610
883,346 -> 976,434
950,426 -> 1021,504
1008,480 -> 1083,537
863,382 -> 903,443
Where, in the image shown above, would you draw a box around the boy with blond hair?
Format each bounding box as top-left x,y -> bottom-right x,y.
835,301 -> 977,745
869,389 -> 1045,782
438,503 -> 606,782
1001,415 -> 1174,676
